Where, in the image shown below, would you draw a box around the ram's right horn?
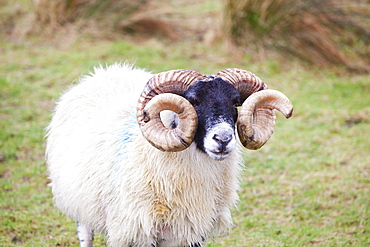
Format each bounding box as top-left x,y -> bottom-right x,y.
237,89 -> 293,150
137,70 -> 208,152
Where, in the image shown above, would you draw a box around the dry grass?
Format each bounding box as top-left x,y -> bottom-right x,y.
2,0 -> 369,73
224,0 -> 370,72
4,0 -> 223,46
7,0 -> 181,42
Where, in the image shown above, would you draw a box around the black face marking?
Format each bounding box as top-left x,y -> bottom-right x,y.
184,77 -> 241,154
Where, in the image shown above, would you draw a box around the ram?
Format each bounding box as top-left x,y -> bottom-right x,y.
46,63 -> 293,247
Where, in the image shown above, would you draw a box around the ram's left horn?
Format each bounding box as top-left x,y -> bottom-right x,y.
237,89 -> 293,150
216,68 -> 268,100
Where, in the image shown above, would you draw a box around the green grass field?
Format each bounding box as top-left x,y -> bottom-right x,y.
1,35 -> 369,246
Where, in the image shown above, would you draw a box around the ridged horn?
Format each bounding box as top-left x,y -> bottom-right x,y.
216,68 -> 292,150
237,89 -> 293,150
137,70 -> 208,151
216,68 -> 268,100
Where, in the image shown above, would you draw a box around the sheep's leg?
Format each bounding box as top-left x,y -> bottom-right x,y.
77,221 -> 94,247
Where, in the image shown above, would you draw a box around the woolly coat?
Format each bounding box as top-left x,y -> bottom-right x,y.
46,63 -> 243,246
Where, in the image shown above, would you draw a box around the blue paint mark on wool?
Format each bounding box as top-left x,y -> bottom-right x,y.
115,114 -> 138,161
111,114 -> 138,187
121,128 -> 134,143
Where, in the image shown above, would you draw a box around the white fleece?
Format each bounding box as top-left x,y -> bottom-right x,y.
46,63 -> 243,246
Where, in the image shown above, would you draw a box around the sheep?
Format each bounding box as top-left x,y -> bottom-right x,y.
46,62 -> 293,247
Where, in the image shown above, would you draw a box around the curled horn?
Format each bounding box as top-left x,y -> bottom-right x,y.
216,68 -> 293,150
237,90 -> 293,150
137,70 -> 209,152
216,68 -> 268,100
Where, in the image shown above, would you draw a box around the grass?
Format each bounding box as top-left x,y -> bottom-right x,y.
1,37 -> 369,246
1,0 -> 370,244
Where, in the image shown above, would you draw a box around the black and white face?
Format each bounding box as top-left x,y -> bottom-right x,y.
184,78 -> 242,160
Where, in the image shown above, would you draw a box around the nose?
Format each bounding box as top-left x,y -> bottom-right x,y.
213,133 -> 232,152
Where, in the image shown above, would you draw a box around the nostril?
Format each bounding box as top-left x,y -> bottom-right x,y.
213,134 -> 232,148
214,133 -> 232,142
213,134 -> 220,143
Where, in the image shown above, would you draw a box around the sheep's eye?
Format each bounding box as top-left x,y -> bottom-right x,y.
233,99 -> 242,107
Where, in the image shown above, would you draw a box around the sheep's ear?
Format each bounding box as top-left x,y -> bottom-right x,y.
237,90 -> 293,150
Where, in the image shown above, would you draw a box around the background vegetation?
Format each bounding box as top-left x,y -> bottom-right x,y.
225,0 -> 370,72
1,0 -> 369,246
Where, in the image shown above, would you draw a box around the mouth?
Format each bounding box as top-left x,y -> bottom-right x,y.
209,150 -> 231,160
212,150 -> 229,156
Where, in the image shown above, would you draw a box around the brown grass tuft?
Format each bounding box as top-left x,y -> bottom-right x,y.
27,0 -> 180,41
224,0 -> 370,72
